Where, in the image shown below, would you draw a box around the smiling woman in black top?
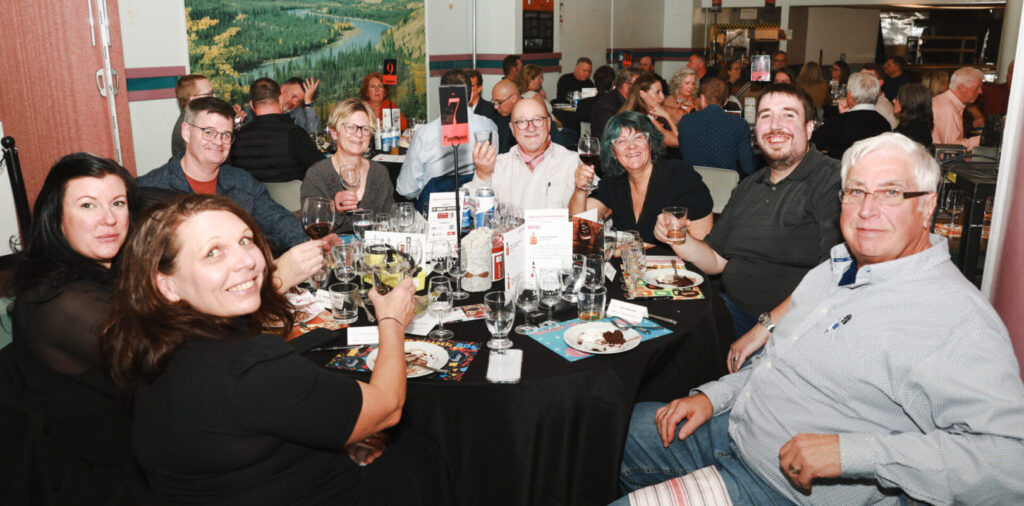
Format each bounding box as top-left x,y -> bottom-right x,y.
569,111 -> 713,244
102,194 -> 448,505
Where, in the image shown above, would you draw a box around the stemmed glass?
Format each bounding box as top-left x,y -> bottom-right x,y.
577,136 -> 601,192
538,268 -> 563,328
945,189 -> 965,236
484,291 -> 516,351
339,164 -> 362,213
429,240 -> 453,277
514,274 -> 540,335
372,212 -> 394,232
301,197 -> 335,240
428,277 -> 454,340
448,244 -> 469,300
351,210 -> 373,240
603,226 -> 617,262
398,238 -> 422,276
621,241 -> 647,297
332,242 -> 358,283
559,254 -> 585,303
390,202 -> 416,233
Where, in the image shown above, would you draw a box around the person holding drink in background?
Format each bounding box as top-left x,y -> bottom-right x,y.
569,111 -> 713,244
301,98 -> 396,234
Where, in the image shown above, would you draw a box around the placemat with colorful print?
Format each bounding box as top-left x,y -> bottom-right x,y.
526,318 -> 673,362
630,256 -> 705,300
324,339 -> 480,381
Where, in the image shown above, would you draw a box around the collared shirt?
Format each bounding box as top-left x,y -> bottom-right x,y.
466,141 -> 584,210
704,147 -> 842,315
395,112 -> 498,199
697,236 -> 1024,505
678,104 -> 756,176
848,103 -> 876,113
932,89 -> 980,149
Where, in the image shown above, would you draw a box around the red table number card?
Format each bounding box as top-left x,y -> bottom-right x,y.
439,84 -> 469,146
382,58 -> 398,85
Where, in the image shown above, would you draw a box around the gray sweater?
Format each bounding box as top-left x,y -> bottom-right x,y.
300,158 -> 395,234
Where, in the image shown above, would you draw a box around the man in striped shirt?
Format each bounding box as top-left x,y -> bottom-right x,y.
614,132 -> 1024,505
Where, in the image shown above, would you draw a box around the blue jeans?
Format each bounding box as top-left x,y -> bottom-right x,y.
613,402 -> 794,506
719,293 -> 757,340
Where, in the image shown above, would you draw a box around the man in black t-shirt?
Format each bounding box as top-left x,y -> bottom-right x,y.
556,57 -> 595,102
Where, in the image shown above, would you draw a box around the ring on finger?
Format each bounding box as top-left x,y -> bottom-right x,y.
788,466 -> 800,475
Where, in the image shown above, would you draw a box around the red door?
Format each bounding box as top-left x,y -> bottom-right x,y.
0,0 -> 136,207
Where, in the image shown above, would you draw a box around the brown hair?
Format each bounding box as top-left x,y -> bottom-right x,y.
796,61 -> 826,87
756,83 -> 816,125
102,194 -> 293,400
619,74 -> 662,116
515,64 -> 544,94
359,72 -> 388,102
175,74 -> 209,108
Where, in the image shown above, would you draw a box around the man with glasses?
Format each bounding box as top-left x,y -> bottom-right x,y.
468,97 -> 587,209
655,83 -> 842,339
489,78 -> 521,154
140,97 -> 314,259
229,78 -> 322,182
396,69 -> 498,201
613,132 -> 1024,505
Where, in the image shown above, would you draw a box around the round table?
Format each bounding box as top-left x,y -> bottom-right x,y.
306,261 -> 730,505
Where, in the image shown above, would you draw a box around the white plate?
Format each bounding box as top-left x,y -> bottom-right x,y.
564,322 -> 642,355
642,268 -> 704,289
365,341 -> 449,378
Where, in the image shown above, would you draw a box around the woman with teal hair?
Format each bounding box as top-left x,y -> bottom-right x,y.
569,111 -> 713,243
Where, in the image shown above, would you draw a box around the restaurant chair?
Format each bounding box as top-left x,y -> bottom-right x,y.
262,180 -> 303,212
693,166 -> 739,214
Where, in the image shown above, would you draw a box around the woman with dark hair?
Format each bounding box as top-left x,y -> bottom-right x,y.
4,152 -> 142,502
102,194 -> 448,505
569,112 -> 713,243
620,74 -> 679,149
772,68 -> 795,84
360,71 -> 407,131
830,60 -> 851,86
894,83 -> 935,148
796,61 -> 828,109
719,58 -> 756,108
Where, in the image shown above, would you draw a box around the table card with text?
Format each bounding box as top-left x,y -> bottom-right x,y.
426,192 -> 457,248
523,209 -> 572,270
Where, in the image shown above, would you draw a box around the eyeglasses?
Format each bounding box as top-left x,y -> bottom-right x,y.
611,132 -> 650,149
338,122 -> 373,137
511,116 -> 548,129
368,84 -> 385,90
186,122 -> 234,144
494,93 -> 517,107
838,188 -> 931,206
192,91 -> 215,99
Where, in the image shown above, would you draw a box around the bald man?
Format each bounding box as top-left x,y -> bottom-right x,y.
490,79 -> 521,154
469,98 -> 589,209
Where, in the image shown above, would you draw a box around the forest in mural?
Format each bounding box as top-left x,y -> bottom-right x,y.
186,0 -> 427,123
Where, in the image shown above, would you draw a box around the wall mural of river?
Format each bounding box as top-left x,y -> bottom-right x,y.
186,0 -> 426,124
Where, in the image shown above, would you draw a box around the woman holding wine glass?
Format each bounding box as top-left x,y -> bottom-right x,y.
301,98 -> 395,235
569,112 -> 714,244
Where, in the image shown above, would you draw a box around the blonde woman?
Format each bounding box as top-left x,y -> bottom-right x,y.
796,61 -> 828,109
664,68 -> 698,124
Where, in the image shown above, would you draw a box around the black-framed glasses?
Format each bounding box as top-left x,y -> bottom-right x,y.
186,122 -> 234,144
611,132 -> 650,149
838,188 -> 931,206
338,122 -> 373,137
511,116 -> 548,129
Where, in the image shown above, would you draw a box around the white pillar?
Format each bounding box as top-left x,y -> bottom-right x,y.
998,0 -> 1022,80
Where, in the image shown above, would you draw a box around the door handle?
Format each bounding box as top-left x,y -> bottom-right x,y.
95,68 -> 119,97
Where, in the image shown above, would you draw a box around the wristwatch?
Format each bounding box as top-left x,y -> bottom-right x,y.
757,312 -> 776,333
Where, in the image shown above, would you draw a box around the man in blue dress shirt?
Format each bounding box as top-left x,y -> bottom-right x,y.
677,77 -> 755,177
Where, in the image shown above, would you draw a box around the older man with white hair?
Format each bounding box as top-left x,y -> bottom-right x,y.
469,98 -> 588,209
932,66 -> 984,149
612,132 -> 1024,506
811,71 -> 893,160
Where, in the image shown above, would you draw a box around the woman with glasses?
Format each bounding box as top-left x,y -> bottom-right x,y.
569,111 -> 713,244
360,72 -> 407,131
301,98 -> 395,234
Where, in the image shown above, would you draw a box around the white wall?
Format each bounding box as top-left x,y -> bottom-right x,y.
802,7 -> 879,64
118,0 -> 189,175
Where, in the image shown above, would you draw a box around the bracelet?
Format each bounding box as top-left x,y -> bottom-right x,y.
377,316 -> 404,328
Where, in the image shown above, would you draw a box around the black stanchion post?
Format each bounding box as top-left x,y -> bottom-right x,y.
453,145 -> 461,267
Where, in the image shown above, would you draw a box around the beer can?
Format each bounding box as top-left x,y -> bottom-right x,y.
475,187 -> 495,228
459,187 -> 473,231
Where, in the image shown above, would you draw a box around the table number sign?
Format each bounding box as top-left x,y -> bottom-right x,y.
382,58 -> 398,85
439,84 -> 469,146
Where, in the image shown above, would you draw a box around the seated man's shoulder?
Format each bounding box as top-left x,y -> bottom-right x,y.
136,159 -> 179,187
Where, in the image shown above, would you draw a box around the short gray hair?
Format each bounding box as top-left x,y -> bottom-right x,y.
847,72 -> 879,105
842,133 -> 941,209
949,67 -> 983,90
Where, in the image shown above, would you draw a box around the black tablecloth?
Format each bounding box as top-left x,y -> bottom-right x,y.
308,259 -> 730,505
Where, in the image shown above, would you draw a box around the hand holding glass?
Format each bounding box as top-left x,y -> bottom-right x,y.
660,207 -> 689,244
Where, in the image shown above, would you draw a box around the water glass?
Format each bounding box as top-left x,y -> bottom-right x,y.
603,226 -> 617,261
559,254 -> 585,303
372,212 -> 394,232
583,253 -> 604,289
352,210 -> 373,240
474,130 -> 493,146
514,274 -> 540,335
390,202 -> 415,232
484,291 -> 516,351
661,207 -> 689,244
577,286 -> 607,322
428,277 -> 454,340
329,282 -> 360,324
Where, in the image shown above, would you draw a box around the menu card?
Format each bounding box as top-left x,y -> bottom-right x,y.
426,192 -> 457,248
523,209 -> 572,270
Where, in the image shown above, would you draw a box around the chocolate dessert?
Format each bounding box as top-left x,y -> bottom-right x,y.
602,330 -> 626,346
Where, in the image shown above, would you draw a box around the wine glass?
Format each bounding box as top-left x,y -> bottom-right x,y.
538,268 -> 563,328
373,212 -> 394,232
428,277 -> 454,340
603,226 -> 617,261
945,189 -> 965,236
339,164 -> 362,213
332,243 -> 358,282
390,202 -> 415,233
351,210 -> 373,240
398,238 -> 422,276
429,241 -> 453,277
514,274 -> 540,335
377,247 -> 406,295
577,136 -> 600,192
448,244 -> 469,300
484,291 -> 516,351
559,254 -> 585,303
583,253 -> 604,289
301,197 -> 335,240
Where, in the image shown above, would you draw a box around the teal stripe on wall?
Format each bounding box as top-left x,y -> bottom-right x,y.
429,59 -> 559,70
126,76 -> 178,92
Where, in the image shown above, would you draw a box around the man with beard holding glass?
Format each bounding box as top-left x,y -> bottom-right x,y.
657,83 -> 842,338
